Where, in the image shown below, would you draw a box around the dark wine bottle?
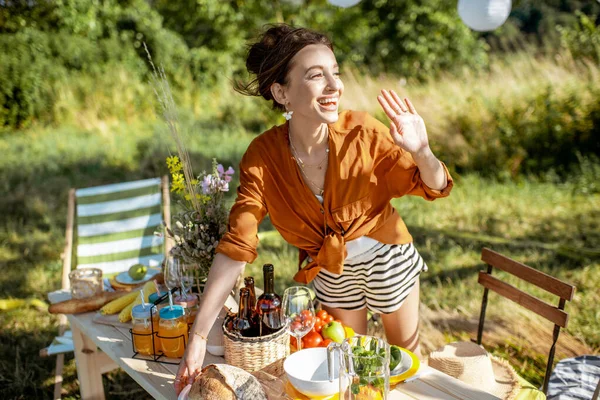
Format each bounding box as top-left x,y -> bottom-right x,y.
244,276 -> 257,310
232,288 -> 259,337
256,264 -> 283,336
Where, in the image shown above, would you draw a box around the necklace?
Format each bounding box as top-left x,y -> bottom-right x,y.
288,132 -> 328,195
289,132 -> 330,170
296,163 -> 325,196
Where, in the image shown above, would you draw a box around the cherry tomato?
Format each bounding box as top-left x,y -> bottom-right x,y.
324,314 -> 334,323
290,321 -> 302,331
302,331 -> 323,348
315,316 -> 322,325
317,310 -> 328,320
301,309 -> 312,317
320,338 -> 333,348
314,322 -> 323,333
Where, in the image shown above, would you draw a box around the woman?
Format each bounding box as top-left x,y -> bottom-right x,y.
175,24 -> 452,392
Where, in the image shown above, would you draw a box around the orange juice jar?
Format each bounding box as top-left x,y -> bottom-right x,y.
131,303 -> 159,356
174,294 -> 199,326
158,305 -> 188,358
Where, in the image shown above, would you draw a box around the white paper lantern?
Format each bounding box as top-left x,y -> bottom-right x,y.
458,0 -> 512,32
327,0 -> 361,8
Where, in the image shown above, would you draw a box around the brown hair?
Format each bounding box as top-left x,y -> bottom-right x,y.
235,24 -> 333,111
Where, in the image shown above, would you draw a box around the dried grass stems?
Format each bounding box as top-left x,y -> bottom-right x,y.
145,43 -> 200,213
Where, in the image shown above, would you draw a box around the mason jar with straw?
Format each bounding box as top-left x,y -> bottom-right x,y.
131,289 -> 159,356
158,290 -> 187,358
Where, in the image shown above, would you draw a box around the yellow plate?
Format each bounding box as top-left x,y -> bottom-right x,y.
390,347 -> 420,385
284,381 -> 339,400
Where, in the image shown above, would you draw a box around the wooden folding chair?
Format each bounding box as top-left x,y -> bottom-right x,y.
42,177 -> 172,399
476,247 -> 576,394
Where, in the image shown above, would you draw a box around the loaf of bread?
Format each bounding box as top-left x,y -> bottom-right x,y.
48,291 -> 125,314
188,364 -> 267,400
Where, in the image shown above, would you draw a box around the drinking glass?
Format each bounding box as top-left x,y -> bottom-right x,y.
282,286 -> 315,351
328,335 -> 390,399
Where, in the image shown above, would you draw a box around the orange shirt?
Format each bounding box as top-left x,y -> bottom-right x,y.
216,110 -> 453,283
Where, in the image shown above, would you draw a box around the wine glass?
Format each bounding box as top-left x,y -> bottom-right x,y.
163,256 -> 181,293
179,262 -> 195,296
282,286 -> 315,351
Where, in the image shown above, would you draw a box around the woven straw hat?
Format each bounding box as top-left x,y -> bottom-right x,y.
428,341 -> 520,400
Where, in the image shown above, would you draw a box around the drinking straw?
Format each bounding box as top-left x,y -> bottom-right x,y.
140,289 -> 146,310
168,289 -> 174,310
153,279 -> 160,295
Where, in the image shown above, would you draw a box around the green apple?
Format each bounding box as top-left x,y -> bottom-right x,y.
321,321 -> 345,343
128,264 -> 147,280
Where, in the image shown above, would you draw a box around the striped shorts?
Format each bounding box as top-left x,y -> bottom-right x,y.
312,242 -> 427,314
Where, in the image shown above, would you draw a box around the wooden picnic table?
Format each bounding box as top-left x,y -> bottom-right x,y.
48,291 -> 500,400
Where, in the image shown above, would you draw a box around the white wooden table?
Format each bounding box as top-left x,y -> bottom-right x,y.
49,291 -> 500,400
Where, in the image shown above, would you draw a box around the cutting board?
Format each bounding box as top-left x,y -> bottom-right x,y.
252,359 -> 293,400
92,312 -> 131,329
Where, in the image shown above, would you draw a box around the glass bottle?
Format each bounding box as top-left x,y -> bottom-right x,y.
232,288 -> 259,337
131,303 -> 159,356
158,305 -> 188,358
244,276 -> 257,310
256,264 -> 284,336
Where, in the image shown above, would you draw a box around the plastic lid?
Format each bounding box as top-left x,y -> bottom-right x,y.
174,294 -> 198,308
149,291 -> 168,304
131,303 -> 155,319
159,305 -> 185,320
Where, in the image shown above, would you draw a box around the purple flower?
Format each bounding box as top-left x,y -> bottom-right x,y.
217,164 -> 225,176
218,179 -> 229,192
202,175 -> 215,194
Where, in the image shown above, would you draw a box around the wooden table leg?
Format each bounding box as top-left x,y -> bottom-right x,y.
72,324 -> 105,400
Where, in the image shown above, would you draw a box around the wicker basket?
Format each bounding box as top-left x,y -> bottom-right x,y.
222,315 -> 289,374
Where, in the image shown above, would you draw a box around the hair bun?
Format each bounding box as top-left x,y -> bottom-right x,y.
245,25 -> 294,76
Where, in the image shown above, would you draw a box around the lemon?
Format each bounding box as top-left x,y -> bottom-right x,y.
128,264 -> 148,280
344,326 -> 355,339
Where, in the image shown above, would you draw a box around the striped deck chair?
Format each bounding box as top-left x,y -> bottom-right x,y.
75,177 -> 169,274
43,177 -> 171,399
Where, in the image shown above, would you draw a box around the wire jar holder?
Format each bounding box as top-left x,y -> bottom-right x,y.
129,287 -> 187,365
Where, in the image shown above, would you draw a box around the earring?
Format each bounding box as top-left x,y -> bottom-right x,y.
282,103 -> 293,120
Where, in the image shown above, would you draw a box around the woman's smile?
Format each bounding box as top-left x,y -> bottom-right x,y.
316,95 -> 339,112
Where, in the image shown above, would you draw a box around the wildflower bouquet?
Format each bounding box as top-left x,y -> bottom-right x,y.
164,156 -> 234,283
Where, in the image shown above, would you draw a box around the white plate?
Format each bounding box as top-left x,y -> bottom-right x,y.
390,348 -> 413,377
178,384 -> 191,400
115,267 -> 161,285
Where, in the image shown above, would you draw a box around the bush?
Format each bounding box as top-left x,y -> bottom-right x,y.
447,82 -> 600,178
558,12 -> 600,63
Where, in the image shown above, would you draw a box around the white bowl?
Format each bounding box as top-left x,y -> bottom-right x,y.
283,347 -> 340,398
